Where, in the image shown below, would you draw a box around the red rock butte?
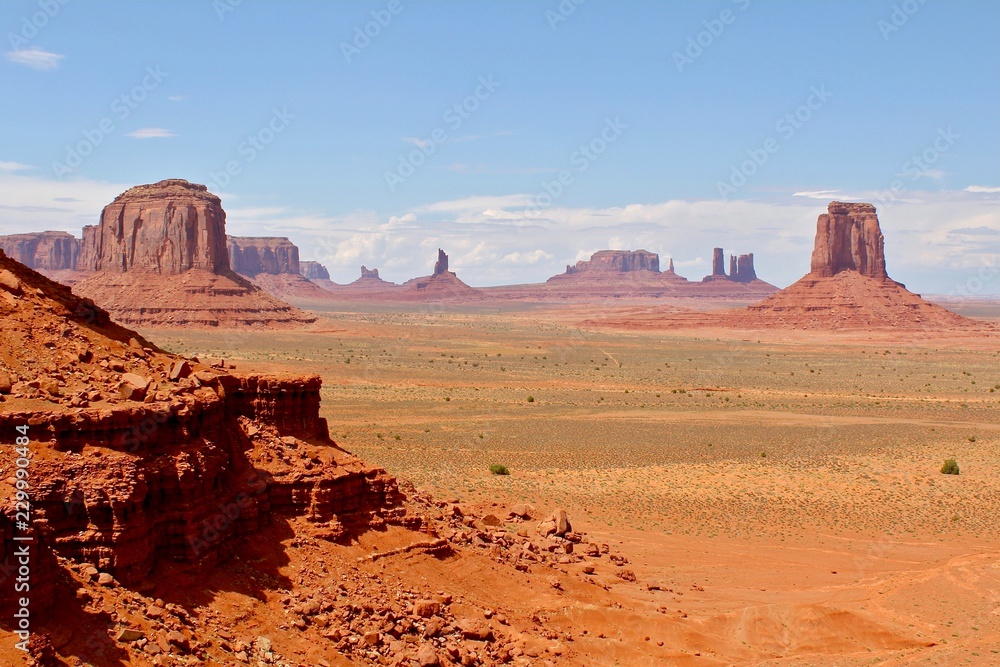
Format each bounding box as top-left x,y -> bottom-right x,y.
72,179 -> 315,328
732,202 -> 981,330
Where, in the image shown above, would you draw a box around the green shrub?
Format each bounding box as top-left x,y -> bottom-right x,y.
489,464 -> 510,476
941,459 -> 960,475
526,396 -> 534,403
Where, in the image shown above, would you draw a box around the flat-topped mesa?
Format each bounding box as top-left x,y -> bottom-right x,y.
433,248 -> 449,275
360,265 -> 381,279
565,249 -> 660,275
80,179 -> 229,274
0,230 -> 80,271
810,201 -> 887,280
227,236 -> 300,277
299,260 -> 330,280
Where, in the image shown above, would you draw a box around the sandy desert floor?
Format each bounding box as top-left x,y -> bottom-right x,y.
150,304 -> 1000,665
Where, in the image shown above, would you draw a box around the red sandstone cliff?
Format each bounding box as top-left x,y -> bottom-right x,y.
0,230 -> 79,272
299,260 -> 330,280
0,251 -> 400,619
79,180 -> 229,274
72,180 -> 315,328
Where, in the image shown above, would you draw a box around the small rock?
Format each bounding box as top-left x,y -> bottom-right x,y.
481,514 -> 501,527
116,629 -> 144,643
97,572 -> 115,586
416,643 -> 440,666
413,600 -> 441,618
168,360 -> 191,381
0,269 -> 22,294
0,373 -> 11,394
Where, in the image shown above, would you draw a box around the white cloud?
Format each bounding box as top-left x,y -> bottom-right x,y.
127,128 -> 176,139
965,185 -> 1000,194
5,48 -> 64,70
0,161 -> 32,172
0,173 -> 130,235
167,95 -> 185,102
792,190 -> 840,199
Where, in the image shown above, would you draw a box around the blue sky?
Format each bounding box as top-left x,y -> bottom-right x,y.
1,0 -> 998,292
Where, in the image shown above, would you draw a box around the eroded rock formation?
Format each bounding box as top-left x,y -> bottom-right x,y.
565,250 -> 660,275
810,202 -> 887,279
734,253 -> 756,283
79,179 -> 229,274
0,252 -> 400,613
228,236 -> 300,277
732,202 -> 979,329
433,249 -> 449,275
0,230 -> 79,271
299,260 -> 330,280
72,180 -> 314,328
712,248 -> 726,276
360,265 -> 380,280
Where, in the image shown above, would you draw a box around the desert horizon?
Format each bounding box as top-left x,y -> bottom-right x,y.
2,2 -> 999,666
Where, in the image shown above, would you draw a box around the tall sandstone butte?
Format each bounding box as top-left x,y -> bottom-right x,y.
734,202 -> 979,329
80,179 -> 228,274
73,179 -> 315,328
809,201 -> 887,279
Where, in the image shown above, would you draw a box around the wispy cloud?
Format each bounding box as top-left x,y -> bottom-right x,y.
401,137 -> 431,148
0,161 -> 32,172
5,48 -> 64,70
167,95 -> 185,102
127,128 -> 176,139
965,185 -> 1000,194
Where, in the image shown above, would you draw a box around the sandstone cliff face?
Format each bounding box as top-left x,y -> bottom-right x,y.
565,250 -> 660,275
0,253 -> 399,613
0,230 -> 79,271
80,179 -> 229,274
228,236 -> 300,277
810,202 -> 887,280
360,265 -> 380,280
299,260 -> 330,280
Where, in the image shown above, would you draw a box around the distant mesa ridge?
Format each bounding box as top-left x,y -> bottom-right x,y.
564,249 -> 660,274
299,261 -> 330,280
0,230 -> 79,271
810,201 -> 887,279
228,236 -> 300,277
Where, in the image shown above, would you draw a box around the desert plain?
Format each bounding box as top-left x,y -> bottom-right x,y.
145,300 -> 1000,666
